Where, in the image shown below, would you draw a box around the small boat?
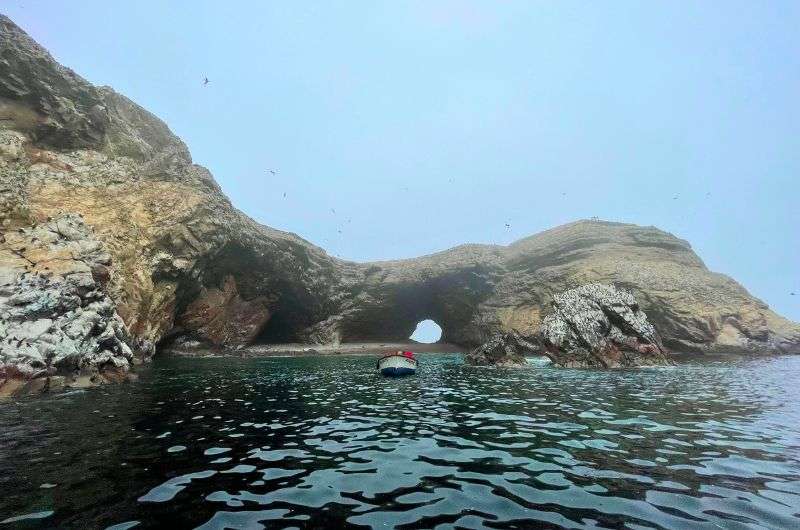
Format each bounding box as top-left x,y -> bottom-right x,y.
377,350 -> 418,377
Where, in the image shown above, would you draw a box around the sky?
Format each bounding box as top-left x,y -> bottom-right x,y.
4,1 -> 799,327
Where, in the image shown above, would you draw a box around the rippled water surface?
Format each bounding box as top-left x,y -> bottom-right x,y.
1,354 -> 800,529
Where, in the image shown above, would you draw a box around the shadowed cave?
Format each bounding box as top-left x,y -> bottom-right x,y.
256,259 -> 494,346
253,272 -> 482,346
256,310 -> 304,343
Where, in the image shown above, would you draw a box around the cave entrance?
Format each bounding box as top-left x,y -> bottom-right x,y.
409,319 -> 442,344
256,311 -> 299,343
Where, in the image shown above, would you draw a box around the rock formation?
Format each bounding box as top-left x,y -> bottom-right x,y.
465,331 -> 538,367
0,214 -> 134,395
539,283 -> 669,368
1,16 -> 799,393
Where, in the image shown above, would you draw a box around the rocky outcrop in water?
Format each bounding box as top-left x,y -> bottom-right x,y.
465,331 -> 538,367
467,284 -> 670,368
539,283 -> 669,368
1,14 -> 799,393
0,214 -> 134,395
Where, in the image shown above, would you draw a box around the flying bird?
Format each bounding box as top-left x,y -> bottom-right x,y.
283,192 -> 286,198
203,77 -> 210,86
791,292 -> 797,296
268,169 -> 277,175
331,208 -> 336,214
505,223 -> 511,229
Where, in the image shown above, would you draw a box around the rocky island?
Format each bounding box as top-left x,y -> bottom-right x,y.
1,15 -> 799,395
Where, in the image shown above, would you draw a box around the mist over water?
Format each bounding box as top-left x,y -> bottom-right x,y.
1,354 -> 799,529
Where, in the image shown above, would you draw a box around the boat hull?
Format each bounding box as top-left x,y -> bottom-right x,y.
380,366 -> 416,377
377,355 -> 417,377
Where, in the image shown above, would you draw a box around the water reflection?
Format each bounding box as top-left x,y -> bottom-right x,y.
0,354 -> 799,528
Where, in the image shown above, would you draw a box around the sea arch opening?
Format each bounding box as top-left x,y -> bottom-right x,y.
409,319 -> 443,344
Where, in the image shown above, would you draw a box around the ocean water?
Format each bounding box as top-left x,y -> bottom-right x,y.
1,353 -> 799,529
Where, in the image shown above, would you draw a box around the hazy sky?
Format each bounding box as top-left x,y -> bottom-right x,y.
6,1 -> 799,324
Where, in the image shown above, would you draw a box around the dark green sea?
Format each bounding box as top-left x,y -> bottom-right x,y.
1,353 -> 799,529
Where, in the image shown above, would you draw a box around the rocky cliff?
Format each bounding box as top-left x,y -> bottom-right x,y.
1,15 -> 798,393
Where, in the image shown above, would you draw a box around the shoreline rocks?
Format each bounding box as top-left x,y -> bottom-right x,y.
540,283 -> 670,368
0,215 -> 137,396
466,284 -> 671,369
466,331 -> 539,367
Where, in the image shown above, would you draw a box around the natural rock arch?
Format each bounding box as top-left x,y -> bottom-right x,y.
410,320 -> 443,344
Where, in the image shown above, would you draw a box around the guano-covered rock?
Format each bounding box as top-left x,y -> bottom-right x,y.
540,283 -> 669,368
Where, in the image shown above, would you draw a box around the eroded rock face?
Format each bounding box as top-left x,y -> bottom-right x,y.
0,17 -> 108,149
177,275 -> 272,348
1,13 -> 798,381
0,214 -> 135,395
0,15 -> 343,362
540,284 -> 669,368
466,331 -> 539,367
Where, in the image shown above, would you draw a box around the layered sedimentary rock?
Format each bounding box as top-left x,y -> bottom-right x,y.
539,283 -> 669,368
1,15 -> 799,393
